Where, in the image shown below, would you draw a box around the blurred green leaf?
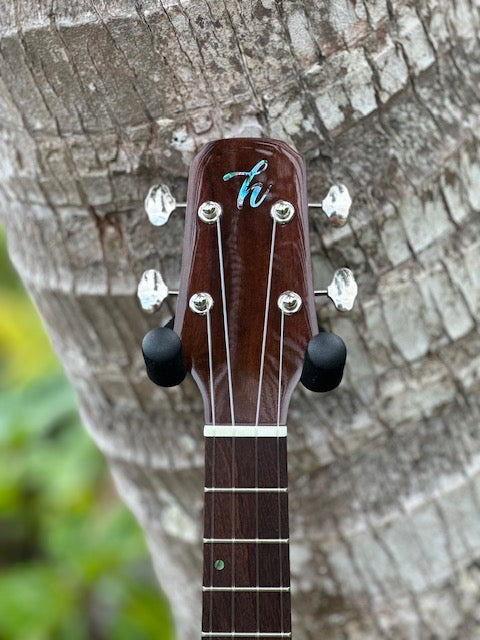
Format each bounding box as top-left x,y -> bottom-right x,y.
0,227 -> 175,639
0,565 -> 77,640
0,375 -> 175,640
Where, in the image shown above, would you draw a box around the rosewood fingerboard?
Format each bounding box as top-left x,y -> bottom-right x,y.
202,438 -> 290,638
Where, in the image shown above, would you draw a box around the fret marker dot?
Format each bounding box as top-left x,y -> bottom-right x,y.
214,559 -> 225,571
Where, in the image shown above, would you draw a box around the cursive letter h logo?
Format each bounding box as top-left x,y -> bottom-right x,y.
223,160 -> 272,210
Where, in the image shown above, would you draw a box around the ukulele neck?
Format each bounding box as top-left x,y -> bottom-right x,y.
202,432 -> 292,638
172,138 -> 315,640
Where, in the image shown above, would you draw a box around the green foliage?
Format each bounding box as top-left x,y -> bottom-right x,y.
0,228 -> 175,639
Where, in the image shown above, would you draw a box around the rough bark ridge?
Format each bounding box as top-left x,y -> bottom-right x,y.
1,1 -> 480,638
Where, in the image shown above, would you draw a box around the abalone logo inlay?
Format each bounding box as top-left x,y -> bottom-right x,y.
223,160 -> 272,210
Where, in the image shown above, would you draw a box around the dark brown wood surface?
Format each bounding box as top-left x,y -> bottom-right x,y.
203,438 -> 291,637
174,138 -> 317,426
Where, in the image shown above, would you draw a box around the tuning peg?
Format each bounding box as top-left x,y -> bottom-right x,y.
301,330 -> 347,392
309,184 -> 352,227
315,268 -> 358,312
137,269 -> 178,314
322,184 -> 352,227
142,326 -> 187,387
144,184 -> 187,226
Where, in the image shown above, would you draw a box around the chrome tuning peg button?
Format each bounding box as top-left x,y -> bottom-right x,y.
322,184 -> 352,227
144,184 -> 177,226
328,268 -> 358,311
137,269 -> 169,313
315,268 -> 358,312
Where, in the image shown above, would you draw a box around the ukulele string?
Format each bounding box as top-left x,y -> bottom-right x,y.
214,217 -> 237,631
216,217 -> 236,425
231,442 -> 236,635
207,307 -> 216,427
206,307 -> 216,635
254,220 -> 277,426
254,219 -> 278,632
277,308 -> 286,634
215,217 -> 237,629
214,217 -> 237,628
276,309 -> 285,428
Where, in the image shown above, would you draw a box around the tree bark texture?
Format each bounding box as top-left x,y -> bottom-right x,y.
1,1 -> 480,638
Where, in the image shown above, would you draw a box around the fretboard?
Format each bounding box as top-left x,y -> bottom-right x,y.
202,432 -> 292,639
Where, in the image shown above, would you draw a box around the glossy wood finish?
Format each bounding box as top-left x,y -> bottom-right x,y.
175,138 -> 316,638
174,138 -> 317,426
203,437 -> 291,636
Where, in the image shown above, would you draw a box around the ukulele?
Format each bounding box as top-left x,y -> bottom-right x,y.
138,138 -> 357,639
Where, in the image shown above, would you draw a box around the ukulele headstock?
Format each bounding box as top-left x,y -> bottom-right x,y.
174,138 -> 317,426
140,137 -> 357,426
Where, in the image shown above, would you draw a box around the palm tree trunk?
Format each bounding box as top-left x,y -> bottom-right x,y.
1,1 -> 480,637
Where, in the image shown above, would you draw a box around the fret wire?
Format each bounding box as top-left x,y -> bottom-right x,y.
201,633 -> 292,638
203,538 -> 290,544
202,587 -> 290,592
204,487 -> 288,493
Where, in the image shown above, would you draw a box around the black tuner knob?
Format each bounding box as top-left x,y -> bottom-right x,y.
300,330 -> 347,392
142,327 -> 187,387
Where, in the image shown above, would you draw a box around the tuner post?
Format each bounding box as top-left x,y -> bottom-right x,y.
277,291 -> 302,315
189,292 -> 214,315
271,200 -> 295,224
198,201 -> 222,224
